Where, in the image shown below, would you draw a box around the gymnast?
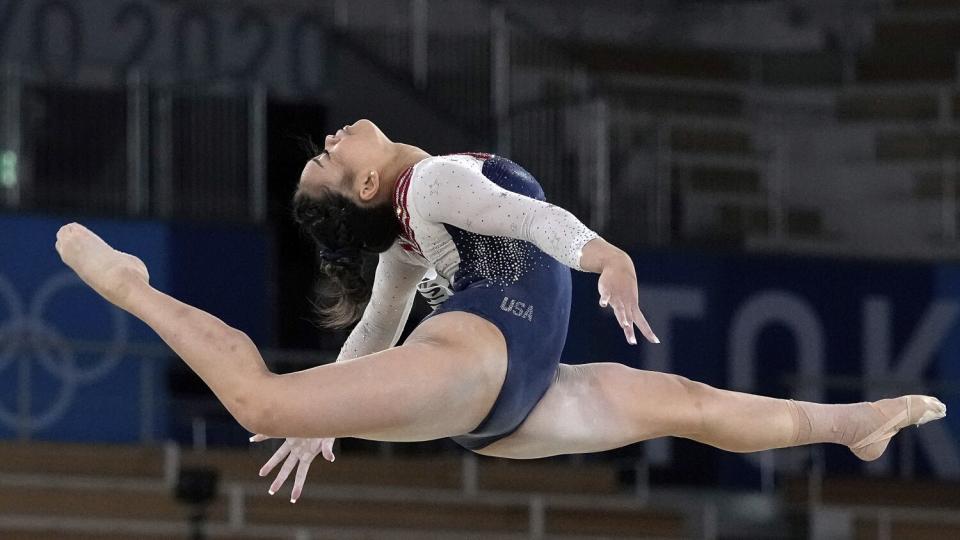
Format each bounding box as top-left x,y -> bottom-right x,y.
55,119 -> 945,503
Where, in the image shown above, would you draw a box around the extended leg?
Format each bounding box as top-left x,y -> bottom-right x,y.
55,223 -> 505,441
477,363 -> 945,460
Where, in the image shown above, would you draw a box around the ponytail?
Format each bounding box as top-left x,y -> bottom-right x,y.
292,188 -> 399,329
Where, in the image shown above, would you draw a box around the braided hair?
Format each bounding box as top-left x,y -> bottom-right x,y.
293,187 -> 401,328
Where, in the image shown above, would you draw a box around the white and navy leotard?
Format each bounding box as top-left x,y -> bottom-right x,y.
338,153 -> 598,449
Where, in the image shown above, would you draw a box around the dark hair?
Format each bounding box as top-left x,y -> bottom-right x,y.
292,187 -> 401,329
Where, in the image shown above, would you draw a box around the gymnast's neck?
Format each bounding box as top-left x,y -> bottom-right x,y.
380,142 -> 431,201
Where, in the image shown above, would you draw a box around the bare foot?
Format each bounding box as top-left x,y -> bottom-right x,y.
55,223 -> 150,309
849,395 -> 946,461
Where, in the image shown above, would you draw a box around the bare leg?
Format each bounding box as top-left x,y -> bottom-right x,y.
56,223 -> 275,427
55,223 -> 505,440
478,363 -> 946,460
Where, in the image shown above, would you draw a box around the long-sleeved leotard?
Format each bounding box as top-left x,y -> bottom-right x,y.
336,153 -> 592,449
337,153 -> 597,363
405,155 -> 598,271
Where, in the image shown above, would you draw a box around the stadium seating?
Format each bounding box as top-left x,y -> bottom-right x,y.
784,476 -> 960,539
476,0 -> 960,252
0,441 -> 690,539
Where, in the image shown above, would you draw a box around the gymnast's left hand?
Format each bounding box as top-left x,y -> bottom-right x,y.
249,435 -> 335,503
596,255 -> 659,345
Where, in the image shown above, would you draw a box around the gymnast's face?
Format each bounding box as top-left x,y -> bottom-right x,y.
297,119 -> 393,205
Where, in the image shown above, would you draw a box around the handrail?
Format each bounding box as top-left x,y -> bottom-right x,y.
0,466 -> 700,539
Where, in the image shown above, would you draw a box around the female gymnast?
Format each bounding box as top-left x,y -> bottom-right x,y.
56,119 -> 945,503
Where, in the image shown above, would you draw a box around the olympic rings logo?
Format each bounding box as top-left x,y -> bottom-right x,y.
0,272 -> 128,433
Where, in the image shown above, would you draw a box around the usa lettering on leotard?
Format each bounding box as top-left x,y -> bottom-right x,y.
500,297 -> 534,321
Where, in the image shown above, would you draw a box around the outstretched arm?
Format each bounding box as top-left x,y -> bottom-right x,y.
255,243 -> 427,501
337,245 -> 429,359
409,158 -> 598,271
409,157 -> 658,344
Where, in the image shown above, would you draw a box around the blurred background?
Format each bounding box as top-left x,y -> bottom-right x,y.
1,0 -> 959,538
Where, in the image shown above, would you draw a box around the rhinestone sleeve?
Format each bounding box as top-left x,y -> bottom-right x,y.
408,157 -> 599,270
336,244 -> 428,361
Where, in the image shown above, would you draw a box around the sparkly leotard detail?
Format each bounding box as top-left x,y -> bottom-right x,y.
397,153 -> 597,274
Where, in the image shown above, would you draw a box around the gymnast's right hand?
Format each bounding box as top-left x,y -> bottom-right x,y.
249,435 -> 336,503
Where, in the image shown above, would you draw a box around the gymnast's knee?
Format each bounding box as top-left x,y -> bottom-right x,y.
225,371 -> 281,436
607,366 -> 711,440
672,374 -> 714,438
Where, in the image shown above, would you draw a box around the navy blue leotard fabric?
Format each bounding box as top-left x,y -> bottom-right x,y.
425,155 -> 572,450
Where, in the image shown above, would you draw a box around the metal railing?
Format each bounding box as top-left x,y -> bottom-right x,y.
0,68 -> 267,223
319,0 -> 960,257
0,464 -> 711,539
0,0 -> 607,231
6,0 -> 960,257
596,75 -> 960,257
326,0 -> 611,232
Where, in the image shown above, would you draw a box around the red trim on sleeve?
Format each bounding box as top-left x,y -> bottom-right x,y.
392,165 -> 423,256
392,153 -> 493,256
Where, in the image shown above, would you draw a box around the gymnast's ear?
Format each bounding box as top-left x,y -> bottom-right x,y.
357,169 -> 380,203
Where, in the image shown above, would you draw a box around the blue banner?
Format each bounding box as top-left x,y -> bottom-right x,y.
0,214 -> 269,443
